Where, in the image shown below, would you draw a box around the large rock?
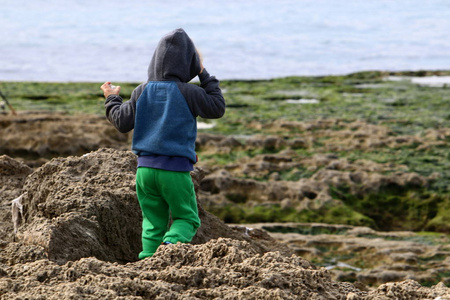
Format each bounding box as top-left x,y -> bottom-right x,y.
19,148 -> 140,264
15,148 -> 292,265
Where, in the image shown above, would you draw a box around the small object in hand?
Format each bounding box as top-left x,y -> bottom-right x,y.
110,84 -> 117,89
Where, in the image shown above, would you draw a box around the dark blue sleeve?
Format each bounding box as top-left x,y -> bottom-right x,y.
104,83 -> 146,133
178,69 -> 225,119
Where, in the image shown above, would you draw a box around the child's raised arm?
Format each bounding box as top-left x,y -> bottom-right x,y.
102,82 -> 146,133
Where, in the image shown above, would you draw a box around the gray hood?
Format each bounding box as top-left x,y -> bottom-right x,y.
147,28 -> 201,82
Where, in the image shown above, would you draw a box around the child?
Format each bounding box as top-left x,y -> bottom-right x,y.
100,28 -> 225,259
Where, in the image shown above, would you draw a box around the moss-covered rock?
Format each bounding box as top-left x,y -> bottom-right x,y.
1,71 -> 449,232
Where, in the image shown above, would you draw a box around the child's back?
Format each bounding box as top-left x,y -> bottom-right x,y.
101,28 -> 225,259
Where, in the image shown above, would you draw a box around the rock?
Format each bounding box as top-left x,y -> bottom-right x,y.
19,148 -> 141,264
13,148 -> 291,265
290,138 -> 309,149
0,241 -> 47,265
389,252 -> 418,264
0,112 -> 130,160
358,270 -> 407,284
246,135 -> 286,151
365,280 -> 450,299
200,169 -> 269,202
245,222 -> 450,288
196,132 -> 228,148
0,238 -> 373,300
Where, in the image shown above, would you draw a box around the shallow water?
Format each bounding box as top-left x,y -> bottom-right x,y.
1,0 -> 450,82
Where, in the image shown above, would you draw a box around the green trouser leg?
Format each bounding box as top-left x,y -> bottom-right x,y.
136,167 -> 201,259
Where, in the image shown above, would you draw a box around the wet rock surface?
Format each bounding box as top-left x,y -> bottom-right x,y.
194,119 -> 449,233
243,222 -> 450,288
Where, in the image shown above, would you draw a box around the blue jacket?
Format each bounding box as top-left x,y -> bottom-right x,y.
132,81 -> 197,163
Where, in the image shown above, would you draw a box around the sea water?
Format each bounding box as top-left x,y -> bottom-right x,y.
1,0 -> 449,82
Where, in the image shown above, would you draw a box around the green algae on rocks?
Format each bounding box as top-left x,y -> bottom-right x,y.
0,71 -> 449,233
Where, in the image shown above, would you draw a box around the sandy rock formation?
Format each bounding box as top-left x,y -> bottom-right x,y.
10,148 -> 291,265
18,148 -> 141,264
0,239 -> 347,299
1,238 -> 448,299
0,149 -> 448,299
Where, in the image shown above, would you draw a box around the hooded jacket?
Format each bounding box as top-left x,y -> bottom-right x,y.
105,28 -> 225,170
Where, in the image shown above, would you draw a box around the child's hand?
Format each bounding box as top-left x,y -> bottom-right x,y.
100,82 -> 121,98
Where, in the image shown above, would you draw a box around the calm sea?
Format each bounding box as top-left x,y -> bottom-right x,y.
1,0 -> 449,82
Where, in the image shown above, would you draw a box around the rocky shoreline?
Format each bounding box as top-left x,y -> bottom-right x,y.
0,72 -> 449,298
1,146 -> 449,299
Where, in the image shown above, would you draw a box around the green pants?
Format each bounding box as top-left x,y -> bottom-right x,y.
136,167 -> 200,259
